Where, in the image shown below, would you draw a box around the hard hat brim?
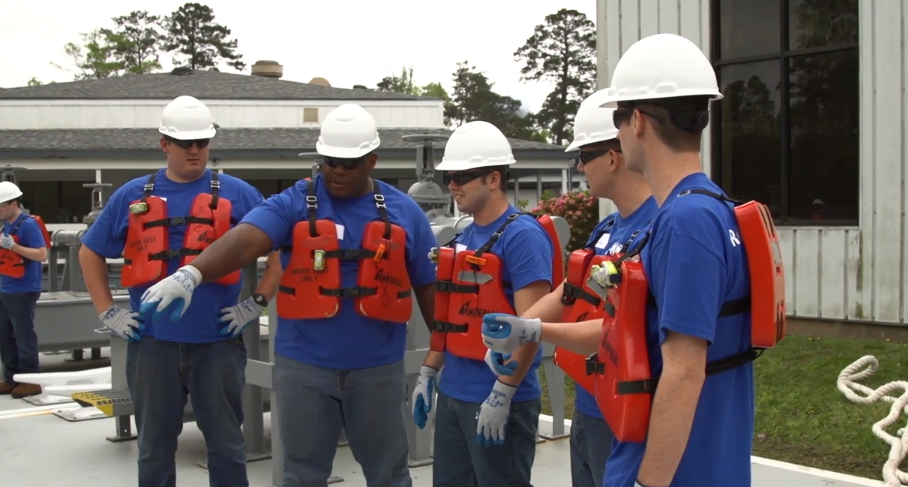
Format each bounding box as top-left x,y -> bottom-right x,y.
565,131 -> 619,152
159,127 -> 217,140
0,190 -> 24,205
315,142 -> 378,159
435,159 -> 516,171
600,90 -> 724,108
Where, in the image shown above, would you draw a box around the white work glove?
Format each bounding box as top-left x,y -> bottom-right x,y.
411,365 -> 438,429
480,312 -> 542,354
484,349 -> 518,376
476,380 -> 516,446
99,305 -> 145,342
217,296 -> 265,338
0,234 -> 14,250
139,265 -> 201,322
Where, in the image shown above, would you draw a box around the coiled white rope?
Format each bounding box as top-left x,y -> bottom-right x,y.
836,355 -> 908,486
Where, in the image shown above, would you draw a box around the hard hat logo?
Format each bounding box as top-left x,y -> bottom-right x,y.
159,95 -> 218,141
600,33 -> 723,110
435,121 -> 516,172
316,104 -> 381,159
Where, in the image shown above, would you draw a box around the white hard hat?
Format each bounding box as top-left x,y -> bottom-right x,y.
0,181 -> 23,205
565,89 -> 620,152
316,104 -> 381,158
436,121 -> 516,171
600,33 -> 723,109
159,95 -> 217,140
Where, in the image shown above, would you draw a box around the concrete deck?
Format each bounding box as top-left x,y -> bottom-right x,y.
0,351 -> 885,487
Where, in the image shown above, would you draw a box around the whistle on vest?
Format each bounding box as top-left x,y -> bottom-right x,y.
428,247 -> 439,263
587,261 -> 621,300
313,249 -> 326,271
128,202 -> 149,215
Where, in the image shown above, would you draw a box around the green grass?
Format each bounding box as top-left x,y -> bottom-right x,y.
539,334 -> 908,480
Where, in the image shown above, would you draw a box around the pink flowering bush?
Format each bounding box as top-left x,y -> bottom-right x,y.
530,190 -> 599,252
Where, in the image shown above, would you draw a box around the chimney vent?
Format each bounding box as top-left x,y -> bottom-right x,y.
251,60 -> 283,79
309,77 -> 331,87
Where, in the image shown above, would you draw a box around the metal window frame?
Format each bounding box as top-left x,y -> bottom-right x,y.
709,0 -> 859,226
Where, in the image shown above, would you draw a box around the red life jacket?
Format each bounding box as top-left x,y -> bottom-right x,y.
120,171 -> 239,288
588,191 -> 787,443
553,218 -> 616,394
276,181 -> 412,323
429,212 -> 564,362
0,214 -> 51,278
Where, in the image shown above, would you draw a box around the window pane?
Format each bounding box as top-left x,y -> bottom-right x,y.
787,49 -> 859,222
718,61 -> 782,218
789,0 -> 858,51
719,0 -> 780,59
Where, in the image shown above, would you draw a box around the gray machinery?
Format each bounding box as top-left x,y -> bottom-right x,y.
24,133 -> 572,486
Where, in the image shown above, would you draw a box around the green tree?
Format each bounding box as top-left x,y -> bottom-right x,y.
446,61 -> 541,140
376,66 -> 419,94
52,29 -> 123,80
514,8 -> 597,145
163,2 -> 245,71
27,77 -> 43,86
100,10 -> 165,74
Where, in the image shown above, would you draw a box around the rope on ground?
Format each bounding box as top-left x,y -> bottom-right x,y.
836,355 -> 908,487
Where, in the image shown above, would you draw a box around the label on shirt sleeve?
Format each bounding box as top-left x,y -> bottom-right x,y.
335,224 -> 345,240
455,243 -> 467,254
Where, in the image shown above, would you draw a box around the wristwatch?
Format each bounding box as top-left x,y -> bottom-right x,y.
251,293 -> 268,307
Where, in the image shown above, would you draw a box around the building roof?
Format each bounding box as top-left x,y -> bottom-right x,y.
0,69 -> 435,101
0,127 -> 568,160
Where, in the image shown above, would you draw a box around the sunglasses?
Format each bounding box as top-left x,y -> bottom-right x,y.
612,106 -> 664,127
323,156 -> 366,170
443,170 -> 490,186
167,137 -> 210,149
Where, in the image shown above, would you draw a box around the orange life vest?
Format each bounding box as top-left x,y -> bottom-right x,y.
553,218 -> 617,394
429,212 -> 564,362
588,191 -> 787,443
276,181 -> 412,322
0,214 -> 52,278
120,171 -> 239,288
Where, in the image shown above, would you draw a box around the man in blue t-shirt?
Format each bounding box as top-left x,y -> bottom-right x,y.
79,95 -> 282,487
410,121 -> 554,487
137,103 -> 438,487
598,34 -> 753,487
0,181 -> 48,399
468,90 -> 657,487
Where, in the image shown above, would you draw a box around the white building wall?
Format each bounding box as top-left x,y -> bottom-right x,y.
596,0 -> 900,325
0,99 -> 445,130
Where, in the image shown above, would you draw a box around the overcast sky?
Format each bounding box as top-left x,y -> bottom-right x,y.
0,0 -> 597,113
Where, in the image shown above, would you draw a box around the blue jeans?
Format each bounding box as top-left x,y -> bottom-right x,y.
125,336 -> 248,487
273,354 -> 411,487
570,406 -> 614,487
432,389 -> 541,487
0,291 -> 40,383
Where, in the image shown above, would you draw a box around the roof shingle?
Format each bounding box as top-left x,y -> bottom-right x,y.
0,127 -> 565,152
0,70 -> 436,101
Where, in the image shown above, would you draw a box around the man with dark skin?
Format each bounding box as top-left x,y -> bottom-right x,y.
139,103 -> 439,487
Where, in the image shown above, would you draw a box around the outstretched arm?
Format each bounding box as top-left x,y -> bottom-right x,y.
192,223 -> 274,283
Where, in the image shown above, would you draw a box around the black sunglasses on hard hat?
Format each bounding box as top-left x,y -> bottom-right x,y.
165,136 -> 210,149
322,156 -> 367,170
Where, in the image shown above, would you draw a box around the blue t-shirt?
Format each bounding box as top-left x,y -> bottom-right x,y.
80,168 -> 265,344
604,173 -> 754,487
438,206 -> 555,404
1,213 -> 45,294
240,175 -> 437,369
574,197 -> 657,420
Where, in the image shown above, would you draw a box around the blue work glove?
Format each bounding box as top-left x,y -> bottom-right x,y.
476,380 -> 516,446
217,296 -> 265,337
99,305 -> 145,342
484,349 -> 518,376
0,234 -> 14,250
412,365 -> 438,429
481,313 -> 543,354
139,265 -> 201,322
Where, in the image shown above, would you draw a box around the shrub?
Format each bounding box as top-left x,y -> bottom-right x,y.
530,190 -> 600,252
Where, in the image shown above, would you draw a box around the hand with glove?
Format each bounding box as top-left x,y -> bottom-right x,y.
139,265 -> 201,322
218,294 -> 265,337
481,312 -> 542,354
476,380 -> 516,446
412,365 -> 438,429
484,349 -> 518,376
0,234 -> 14,250
99,305 -> 145,342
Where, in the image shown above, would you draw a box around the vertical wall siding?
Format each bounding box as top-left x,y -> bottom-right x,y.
597,0 -> 904,325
